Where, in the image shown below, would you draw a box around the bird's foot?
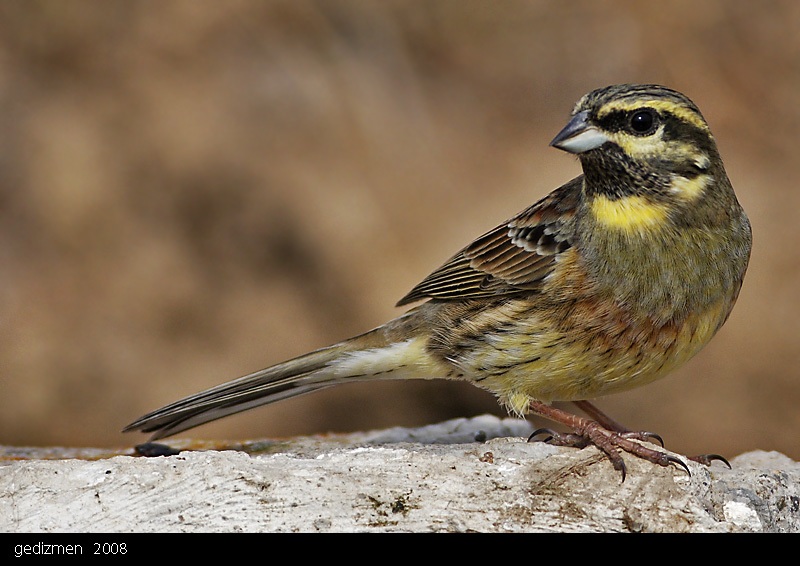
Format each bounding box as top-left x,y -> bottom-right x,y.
528,420 -> 688,482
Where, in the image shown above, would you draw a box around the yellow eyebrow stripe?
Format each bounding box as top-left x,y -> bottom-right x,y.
590,194 -> 669,233
599,99 -> 709,132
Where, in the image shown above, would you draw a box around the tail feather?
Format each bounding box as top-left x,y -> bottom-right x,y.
123,343 -> 352,440
123,326 -> 435,440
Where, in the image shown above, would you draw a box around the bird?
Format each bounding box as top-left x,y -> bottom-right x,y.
124,84 -> 752,478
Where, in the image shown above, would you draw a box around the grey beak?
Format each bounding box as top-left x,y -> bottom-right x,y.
550,110 -> 609,154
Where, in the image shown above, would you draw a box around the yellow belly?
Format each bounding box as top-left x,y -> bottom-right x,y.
463,296 -> 730,416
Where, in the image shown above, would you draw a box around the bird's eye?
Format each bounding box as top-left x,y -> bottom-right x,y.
629,109 -> 657,135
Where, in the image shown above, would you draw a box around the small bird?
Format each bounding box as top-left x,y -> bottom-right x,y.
125,84 -> 752,477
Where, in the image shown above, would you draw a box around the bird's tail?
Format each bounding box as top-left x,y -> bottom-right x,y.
123,324 -> 435,440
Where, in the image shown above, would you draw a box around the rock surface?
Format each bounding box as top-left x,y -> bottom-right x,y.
2,416 -> 798,532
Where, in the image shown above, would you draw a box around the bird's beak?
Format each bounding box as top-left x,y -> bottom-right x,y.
550,110 -> 609,154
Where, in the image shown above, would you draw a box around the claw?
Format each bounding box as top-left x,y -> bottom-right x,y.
607,451 -> 628,482
639,432 -> 664,447
528,428 -> 592,448
666,454 -> 692,476
528,428 -> 556,443
689,453 -> 731,468
616,430 -> 665,447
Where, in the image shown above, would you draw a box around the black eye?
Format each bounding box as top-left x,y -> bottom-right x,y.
629,109 -> 657,134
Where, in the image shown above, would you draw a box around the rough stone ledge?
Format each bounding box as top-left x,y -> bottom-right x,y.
1,415 -> 797,532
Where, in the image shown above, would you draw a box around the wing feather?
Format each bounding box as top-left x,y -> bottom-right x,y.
396,176 -> 583,306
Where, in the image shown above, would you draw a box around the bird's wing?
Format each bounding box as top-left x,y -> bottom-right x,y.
396,176 -> 582,306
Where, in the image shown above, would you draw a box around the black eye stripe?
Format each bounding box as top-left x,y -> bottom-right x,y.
661,117 -> 715,149
597,109 -> 661,134
596,110 -> 636,132
597,107 -> 711,144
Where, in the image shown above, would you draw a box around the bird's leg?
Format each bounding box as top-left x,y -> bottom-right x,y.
528,400 -> 663,448
574,400 -> 730,468
573,400 -> 663,446
526,400 -> 689,481
529,400 -> 730,475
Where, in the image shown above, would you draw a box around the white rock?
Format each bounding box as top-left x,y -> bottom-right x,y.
1,416 -> 798,532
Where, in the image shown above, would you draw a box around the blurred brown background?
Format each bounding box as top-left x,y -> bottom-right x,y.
0,0 -> 797,459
